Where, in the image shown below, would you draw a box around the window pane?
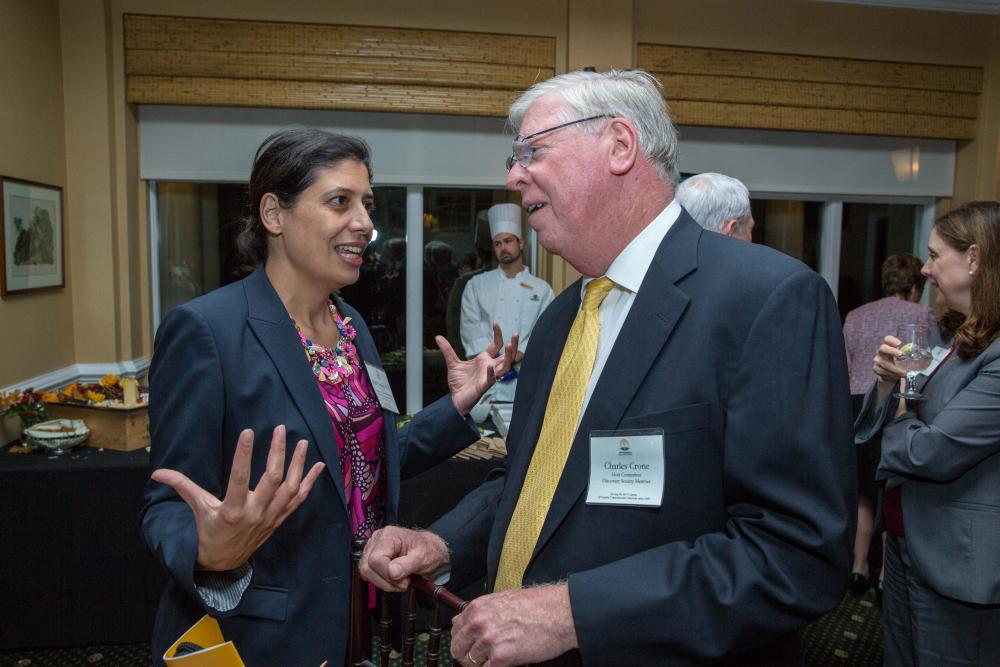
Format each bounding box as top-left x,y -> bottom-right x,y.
837,203 -> 919,320
421,188 -> 519,405
338,187 -> 408,408
750,199 -> 821,270
156,183 -> 221,315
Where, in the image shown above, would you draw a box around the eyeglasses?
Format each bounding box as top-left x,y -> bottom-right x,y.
505,114 -> 615,172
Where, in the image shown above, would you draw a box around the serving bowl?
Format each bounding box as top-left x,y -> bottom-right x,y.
23,418 -> 90,454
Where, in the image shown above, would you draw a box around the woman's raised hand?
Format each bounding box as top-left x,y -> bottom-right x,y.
436,323 -> 520,415
151,425 -> 326,571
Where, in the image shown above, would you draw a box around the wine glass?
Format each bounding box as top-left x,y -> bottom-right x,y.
894,324 -> 932,402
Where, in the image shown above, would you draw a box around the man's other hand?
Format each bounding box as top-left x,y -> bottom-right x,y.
359,526 -> 450,592
450,584 -> 579,666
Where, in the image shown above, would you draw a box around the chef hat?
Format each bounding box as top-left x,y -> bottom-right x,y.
488,203 -> 522,239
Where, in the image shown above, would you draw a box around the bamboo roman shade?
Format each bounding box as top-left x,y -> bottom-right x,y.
638,44 -> 982,140
124,14 -> 555,117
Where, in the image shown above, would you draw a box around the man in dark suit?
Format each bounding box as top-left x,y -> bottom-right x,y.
361,69 -> 855,666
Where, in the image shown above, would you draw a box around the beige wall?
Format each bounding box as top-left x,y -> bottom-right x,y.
4,0 -> 1000,387
636,0 -> 1000,209
0,0 -> 74,387
58,0 -> 150,367
635,0 -> 991,65
953,15 -> 1000,205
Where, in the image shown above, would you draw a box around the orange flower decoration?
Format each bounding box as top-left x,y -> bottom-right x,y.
85,390 -> 106,403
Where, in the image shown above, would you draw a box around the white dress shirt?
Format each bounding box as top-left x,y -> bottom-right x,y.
578,199 -> 681,419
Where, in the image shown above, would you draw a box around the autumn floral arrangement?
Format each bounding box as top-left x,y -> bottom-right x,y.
45,374 -> 144,407
0,389 -> 50,428
47,374 -> 121,405
2,375 -> 141,420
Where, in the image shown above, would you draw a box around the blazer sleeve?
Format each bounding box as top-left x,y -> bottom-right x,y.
880,356 -> 1000,483
139,304 -> 249,616
854,382 -> 895,445
396,393 -> 480,480
430,473 -> 506,589
568,269 -> 856,663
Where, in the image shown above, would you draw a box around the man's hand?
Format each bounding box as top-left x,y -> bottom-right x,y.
437,323 -> 520,415
359,526 -> 450,592
150,425 -> 326,571
450,585 -> 579,667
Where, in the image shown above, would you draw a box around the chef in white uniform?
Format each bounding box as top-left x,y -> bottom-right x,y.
460,203 -> 554,403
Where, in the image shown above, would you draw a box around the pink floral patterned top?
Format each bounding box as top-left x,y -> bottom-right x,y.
314,357 -> 386,541
295,304 -> 386,541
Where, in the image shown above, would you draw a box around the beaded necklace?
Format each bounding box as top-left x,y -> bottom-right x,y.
294,300 -> 359,385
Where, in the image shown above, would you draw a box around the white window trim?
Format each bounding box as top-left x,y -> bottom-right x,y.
405,186 -> 424,414
819,202 -> 844,298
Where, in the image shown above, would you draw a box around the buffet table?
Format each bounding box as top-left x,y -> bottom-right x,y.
0,446 -> 163,650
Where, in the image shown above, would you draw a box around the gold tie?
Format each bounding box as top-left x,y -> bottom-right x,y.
494,277 -> 616,591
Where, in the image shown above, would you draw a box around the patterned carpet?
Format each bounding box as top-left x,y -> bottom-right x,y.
1,592 -> 880,666
804,589 -> 883,666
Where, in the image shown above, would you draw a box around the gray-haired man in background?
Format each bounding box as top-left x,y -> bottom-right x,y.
676,171 -> 754,242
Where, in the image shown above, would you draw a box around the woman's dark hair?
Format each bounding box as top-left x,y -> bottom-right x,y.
933,200 -> 1000,359
881,253 -> 925,297
236,127 -> 373,265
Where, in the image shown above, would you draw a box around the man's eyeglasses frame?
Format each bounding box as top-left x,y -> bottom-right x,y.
505,114 -> 615,172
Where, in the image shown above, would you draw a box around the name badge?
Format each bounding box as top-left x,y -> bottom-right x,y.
364,361 -> 400,414
586,429 -> 664,507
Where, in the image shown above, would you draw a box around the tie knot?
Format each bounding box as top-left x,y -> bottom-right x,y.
582,277 -> 615,313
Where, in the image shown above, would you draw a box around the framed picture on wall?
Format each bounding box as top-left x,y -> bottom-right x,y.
0,176 -> 64,296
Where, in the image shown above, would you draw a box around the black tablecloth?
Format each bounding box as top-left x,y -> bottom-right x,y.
0,446 -> 164,651
0,444 -> 502,650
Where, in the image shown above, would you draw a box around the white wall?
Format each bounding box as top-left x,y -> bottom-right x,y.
678,126 -> 954,199
140,105 -> 956,197
139,106 -> 511,186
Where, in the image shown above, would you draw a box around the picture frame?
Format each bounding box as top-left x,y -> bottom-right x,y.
1,176 -> 65,296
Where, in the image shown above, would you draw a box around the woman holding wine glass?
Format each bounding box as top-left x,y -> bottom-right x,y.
856,200 -> 1000,666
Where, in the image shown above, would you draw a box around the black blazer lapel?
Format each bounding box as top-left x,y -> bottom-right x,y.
243,268 -> 347,509
527,214 -> 702,567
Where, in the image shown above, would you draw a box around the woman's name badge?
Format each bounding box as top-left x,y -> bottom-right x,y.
586,429 -> 665,507
364,362 -> 400,414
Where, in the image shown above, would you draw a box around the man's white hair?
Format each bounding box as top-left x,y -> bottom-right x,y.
508,69 -> 680,185
676,172 -> 752,233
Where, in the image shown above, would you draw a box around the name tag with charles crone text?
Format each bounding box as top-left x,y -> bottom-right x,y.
586,429 -> 665,507
365,361 -> 400,414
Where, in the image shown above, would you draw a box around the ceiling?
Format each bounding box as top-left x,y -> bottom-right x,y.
816,0 -> 1000,13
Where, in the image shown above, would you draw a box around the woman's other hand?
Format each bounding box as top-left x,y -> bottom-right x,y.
873,335 -> 906,405
437,323 -> 520,415
150,425 -> 326,571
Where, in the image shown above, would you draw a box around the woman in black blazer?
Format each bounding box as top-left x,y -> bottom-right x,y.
858,200 -> 1000,666
141,128 -> 516,667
